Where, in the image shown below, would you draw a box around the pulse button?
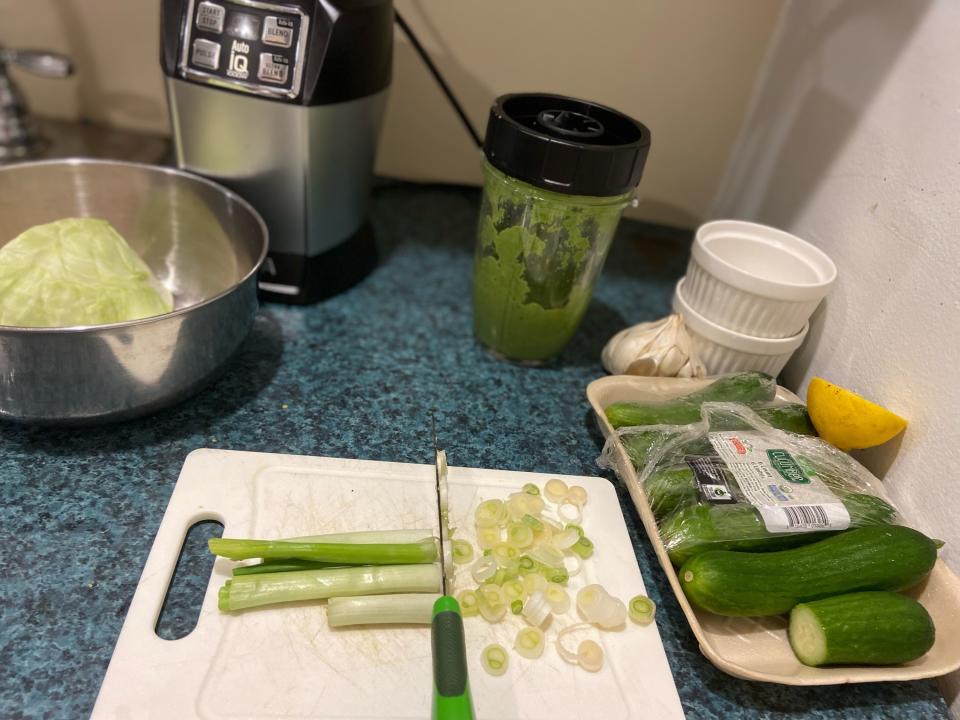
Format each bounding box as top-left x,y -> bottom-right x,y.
262,16 -> 295,48
192,39 -> 221,70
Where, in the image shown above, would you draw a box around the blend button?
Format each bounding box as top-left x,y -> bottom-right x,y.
257,53 -> 289,84
195,2 -> 226,33
191,39 -> 221,70
262,16 -> 294,48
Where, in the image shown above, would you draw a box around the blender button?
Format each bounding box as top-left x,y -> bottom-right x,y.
257,53 -> 289,84
191,39 -> 221,70
195,2 -> 226,33
262,16 -> 294,47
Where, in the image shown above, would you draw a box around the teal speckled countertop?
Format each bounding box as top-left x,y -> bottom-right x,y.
0,182 -> 950,719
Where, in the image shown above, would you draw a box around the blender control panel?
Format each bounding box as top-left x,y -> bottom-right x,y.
179,0 -> 309,99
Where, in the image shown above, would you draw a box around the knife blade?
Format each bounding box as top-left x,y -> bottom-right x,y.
431,433 -> 474,720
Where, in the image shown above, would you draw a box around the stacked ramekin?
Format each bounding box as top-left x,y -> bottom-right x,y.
673,220 -> 837,376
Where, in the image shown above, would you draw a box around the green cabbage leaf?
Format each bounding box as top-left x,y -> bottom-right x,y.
0,218 -> 173,327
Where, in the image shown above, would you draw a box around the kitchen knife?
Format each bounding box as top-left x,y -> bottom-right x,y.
431,442 -> 475,720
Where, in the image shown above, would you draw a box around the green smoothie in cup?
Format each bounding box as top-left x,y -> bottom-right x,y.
471,94 -> 650,365
473,163 -> 630,363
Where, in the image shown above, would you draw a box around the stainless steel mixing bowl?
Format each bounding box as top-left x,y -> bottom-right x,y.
0,159 -> 268,425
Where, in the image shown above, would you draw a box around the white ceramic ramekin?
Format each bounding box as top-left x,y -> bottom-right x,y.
684,220 -> 837,339
673,277 -> 808,376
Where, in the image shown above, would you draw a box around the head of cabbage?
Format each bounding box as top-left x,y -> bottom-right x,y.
0,218 -> 173,328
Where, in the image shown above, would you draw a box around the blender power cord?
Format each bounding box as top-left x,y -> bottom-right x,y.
394,10 -> 483,149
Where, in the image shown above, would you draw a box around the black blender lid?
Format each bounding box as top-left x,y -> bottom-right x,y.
483,93 -> 651,197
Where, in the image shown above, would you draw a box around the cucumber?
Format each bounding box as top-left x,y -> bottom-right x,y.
605,372 -> 776,428
678,526 -> 938,616
686,371 -> 777,405
661,493 -> 898,566
789,591 -> 935,666
625,403 -> 814,479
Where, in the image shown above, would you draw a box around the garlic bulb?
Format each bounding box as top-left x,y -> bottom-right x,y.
601,314 -> 705,378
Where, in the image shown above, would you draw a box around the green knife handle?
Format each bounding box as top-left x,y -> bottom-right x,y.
431,596 -> 474,720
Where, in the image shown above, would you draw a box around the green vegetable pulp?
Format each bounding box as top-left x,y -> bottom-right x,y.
0,218 -> 173,327
472,162 -> 629,363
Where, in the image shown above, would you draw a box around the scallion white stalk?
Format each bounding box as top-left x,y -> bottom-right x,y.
290,529 -> 433,544
218,564 -> 441,612
326,593 -> 439,627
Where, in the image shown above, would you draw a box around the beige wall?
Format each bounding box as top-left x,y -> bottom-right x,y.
712,0 -> 959,710
0,0 -> 782,227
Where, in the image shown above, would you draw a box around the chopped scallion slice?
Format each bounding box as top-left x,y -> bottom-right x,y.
628,595 -> 657,625
544,478 -> 568,503
521,590 -> 551,628
521,514 -> 544,532
545,582 -> 571,614
552,528 -> 579,550
565,485 -> 588,507
489,567 -> 519,585
523,572 -> 547,596
556,622 -> 592,665
577,639 -> 604,672
458,589 -> 479,617
501,579 -> 526,603
491,542 -> 520,568
557,502 -> 582,525
452,539 -> 474,565
522,483 -> 540,496
506,522 -> 534,549
478,584 -> 507,622
481,644 -> 509,676
471,556 -> 498,583
528,544 -> 564,569
510,599 -> 523,615
476,499 -> 507,528
476,525 -> 502,550
541,565 -> 569,585
514,626 -> 545,659
570,536 -> 594,559
563,553 -> 583,578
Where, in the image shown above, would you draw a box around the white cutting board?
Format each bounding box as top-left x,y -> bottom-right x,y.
92,449 -> 684,720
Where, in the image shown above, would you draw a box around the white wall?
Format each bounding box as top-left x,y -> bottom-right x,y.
0,0 -> 783,226
713,0 -> 960,712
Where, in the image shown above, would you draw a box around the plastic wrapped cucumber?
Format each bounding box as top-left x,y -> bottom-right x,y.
597,402 -> 904,574
661,493 -> 898,566
623,402 -> 815,481
605,372 -> 777,429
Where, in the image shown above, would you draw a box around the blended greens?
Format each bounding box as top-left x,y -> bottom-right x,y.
472,162 -> 629,363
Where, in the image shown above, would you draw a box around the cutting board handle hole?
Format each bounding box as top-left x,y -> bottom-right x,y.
155,518 -> 224,641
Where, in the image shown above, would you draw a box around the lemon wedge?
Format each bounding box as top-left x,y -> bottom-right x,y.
806,377 -> 907,451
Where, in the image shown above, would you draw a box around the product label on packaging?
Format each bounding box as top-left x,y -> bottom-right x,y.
707,431 -> 851,533
685,455 -> 737,504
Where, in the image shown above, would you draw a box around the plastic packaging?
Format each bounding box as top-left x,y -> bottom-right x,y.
599,402 -> 900,568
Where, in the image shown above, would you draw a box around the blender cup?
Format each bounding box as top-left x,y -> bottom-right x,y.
472,94 -> 650,364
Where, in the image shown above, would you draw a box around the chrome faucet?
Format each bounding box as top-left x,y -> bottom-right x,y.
0,46 -> 73,161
